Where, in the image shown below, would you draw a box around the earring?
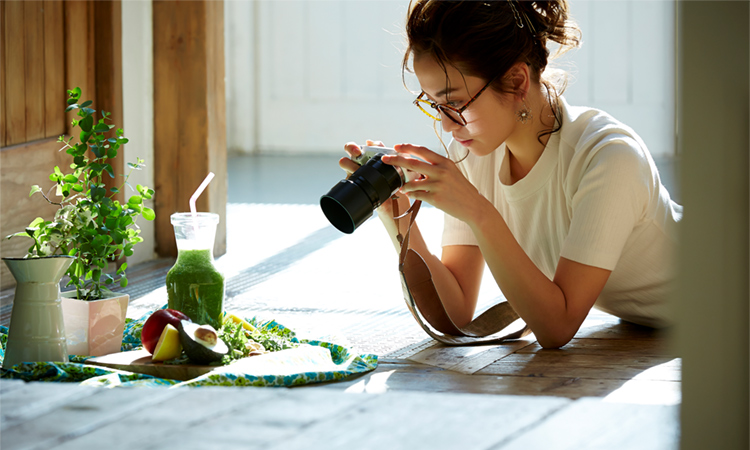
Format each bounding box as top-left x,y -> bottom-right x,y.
516,98 -> 532,124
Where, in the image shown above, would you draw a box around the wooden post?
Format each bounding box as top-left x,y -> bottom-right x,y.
152,0 -> 227,257
676,2 -> 749,449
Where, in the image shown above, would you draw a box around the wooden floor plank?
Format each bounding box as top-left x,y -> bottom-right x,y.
477,353 -> 681,381
1,382 -> 100,430
262,391 -> 570,450
0,378 -> 26,394
133,388 -> 380,450
518,337 -> 671,358
52,387 -> 282,450
574,318 -> 668,340
497,397 -> 680,450
311,360 -> 680,401
406,338 -> 535,374
1,387 -> 179,450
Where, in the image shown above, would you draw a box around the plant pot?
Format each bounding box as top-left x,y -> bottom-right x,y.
61,291 -> 129,357
2,256 -> 74,368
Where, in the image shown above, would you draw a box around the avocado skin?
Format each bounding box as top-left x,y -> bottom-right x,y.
178,320 -> 229,364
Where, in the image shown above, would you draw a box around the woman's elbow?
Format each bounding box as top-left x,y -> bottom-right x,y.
536,330 -> 575,349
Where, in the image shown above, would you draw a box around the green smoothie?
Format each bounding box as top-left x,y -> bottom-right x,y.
166,249 -> 225,330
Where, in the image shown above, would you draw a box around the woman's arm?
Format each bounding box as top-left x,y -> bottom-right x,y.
384,144 -> 612,348
341,141 -> 486,327
470,200 -> 611,348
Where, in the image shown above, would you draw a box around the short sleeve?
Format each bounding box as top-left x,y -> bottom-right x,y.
560,137 -> 654,270
442,212 -> 478,246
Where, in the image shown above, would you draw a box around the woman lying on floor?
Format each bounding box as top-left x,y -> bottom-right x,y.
339,0 -> 682,348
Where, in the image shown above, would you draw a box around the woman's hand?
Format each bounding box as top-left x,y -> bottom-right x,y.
382,144 -> 488,225
339,140 -> 410,220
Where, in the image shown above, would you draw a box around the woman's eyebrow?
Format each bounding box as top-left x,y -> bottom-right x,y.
427,87 -> 461,101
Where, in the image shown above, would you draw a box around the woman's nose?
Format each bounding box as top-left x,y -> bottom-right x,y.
440,114 -> 461,133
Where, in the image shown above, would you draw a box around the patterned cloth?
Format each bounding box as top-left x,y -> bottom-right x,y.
0,309 -> 378,388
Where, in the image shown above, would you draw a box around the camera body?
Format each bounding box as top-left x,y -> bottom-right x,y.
320,146 -> 404,234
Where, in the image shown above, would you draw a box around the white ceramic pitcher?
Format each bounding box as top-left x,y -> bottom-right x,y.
2,256 -> 74,368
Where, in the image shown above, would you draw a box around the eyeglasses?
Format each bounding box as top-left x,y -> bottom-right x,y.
413,76 -> 498,126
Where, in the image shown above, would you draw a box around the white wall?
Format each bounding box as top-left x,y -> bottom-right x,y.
559,0 -> 676,158
226,0 -> 676,158
122,0 -> 156,266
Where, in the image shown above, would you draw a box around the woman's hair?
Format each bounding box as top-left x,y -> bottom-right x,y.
403,0 -> 582,145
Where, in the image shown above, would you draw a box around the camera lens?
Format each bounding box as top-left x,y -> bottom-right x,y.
320,153 -> 403,234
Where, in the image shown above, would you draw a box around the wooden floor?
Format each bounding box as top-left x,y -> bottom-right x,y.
0,157 -> 681,448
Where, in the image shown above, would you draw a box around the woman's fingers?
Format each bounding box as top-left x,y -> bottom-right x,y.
344,141 -> 362,158
381,153 -> 435,176
394,143 -> 448,164
339,157 -> 360,175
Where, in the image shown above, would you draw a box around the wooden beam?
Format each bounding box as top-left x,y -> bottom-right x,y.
43,0 -> 66,139
3,0 -> 26,146
63,1 -> 95,137
92,0 -> 124,206
153,0 -> 227,257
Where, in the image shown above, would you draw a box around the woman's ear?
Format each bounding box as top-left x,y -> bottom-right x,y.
504,62 -> 531,100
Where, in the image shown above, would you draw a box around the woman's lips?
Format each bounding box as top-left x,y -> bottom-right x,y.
455,138 -> 473,147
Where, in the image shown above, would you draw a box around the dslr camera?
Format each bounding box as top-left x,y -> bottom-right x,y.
320,146 -> 404,234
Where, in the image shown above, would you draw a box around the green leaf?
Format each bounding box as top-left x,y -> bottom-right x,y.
79,115 -> 93,132
71,184 -> 83,192
110,187 -> 120,194
29,217 -> 45,228
93,122 -> 111,133
65,104 -> 78,112
142,207 -> 156,221
80,100 -> 92,108
91,185 -> 106,202
119,277 -> 128,288
128,195 -> 143,205
104,164 -> 115,179
29,185 -> 42,197
107,147 -> 117,159
63,174 -> 78,183
82,107 -> 96,116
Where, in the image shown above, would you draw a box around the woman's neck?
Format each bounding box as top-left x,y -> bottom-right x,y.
504,84 -> 556,183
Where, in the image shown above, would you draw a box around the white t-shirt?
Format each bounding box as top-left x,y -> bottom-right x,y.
442,98 -> 682,328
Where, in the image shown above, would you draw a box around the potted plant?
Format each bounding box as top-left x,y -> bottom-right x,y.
5,87 -> 155,357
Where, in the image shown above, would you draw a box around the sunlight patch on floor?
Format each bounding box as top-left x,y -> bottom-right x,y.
602,358 -> 682,405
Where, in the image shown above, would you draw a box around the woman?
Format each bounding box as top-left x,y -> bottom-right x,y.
340,0 -> 682,348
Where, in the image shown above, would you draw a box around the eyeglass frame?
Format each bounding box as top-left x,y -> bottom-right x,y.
413,75 -> 499,126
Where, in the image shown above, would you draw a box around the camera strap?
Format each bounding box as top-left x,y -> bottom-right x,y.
393,197 -> 531,346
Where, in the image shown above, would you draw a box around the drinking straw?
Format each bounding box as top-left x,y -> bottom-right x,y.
190,172 -> 215,218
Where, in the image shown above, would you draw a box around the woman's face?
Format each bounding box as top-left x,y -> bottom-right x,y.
413,55 -> 517,157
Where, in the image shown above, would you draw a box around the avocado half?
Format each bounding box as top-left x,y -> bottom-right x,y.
178,320 -> 229,364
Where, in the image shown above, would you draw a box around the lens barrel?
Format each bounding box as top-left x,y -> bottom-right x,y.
320,153 -> 403,234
